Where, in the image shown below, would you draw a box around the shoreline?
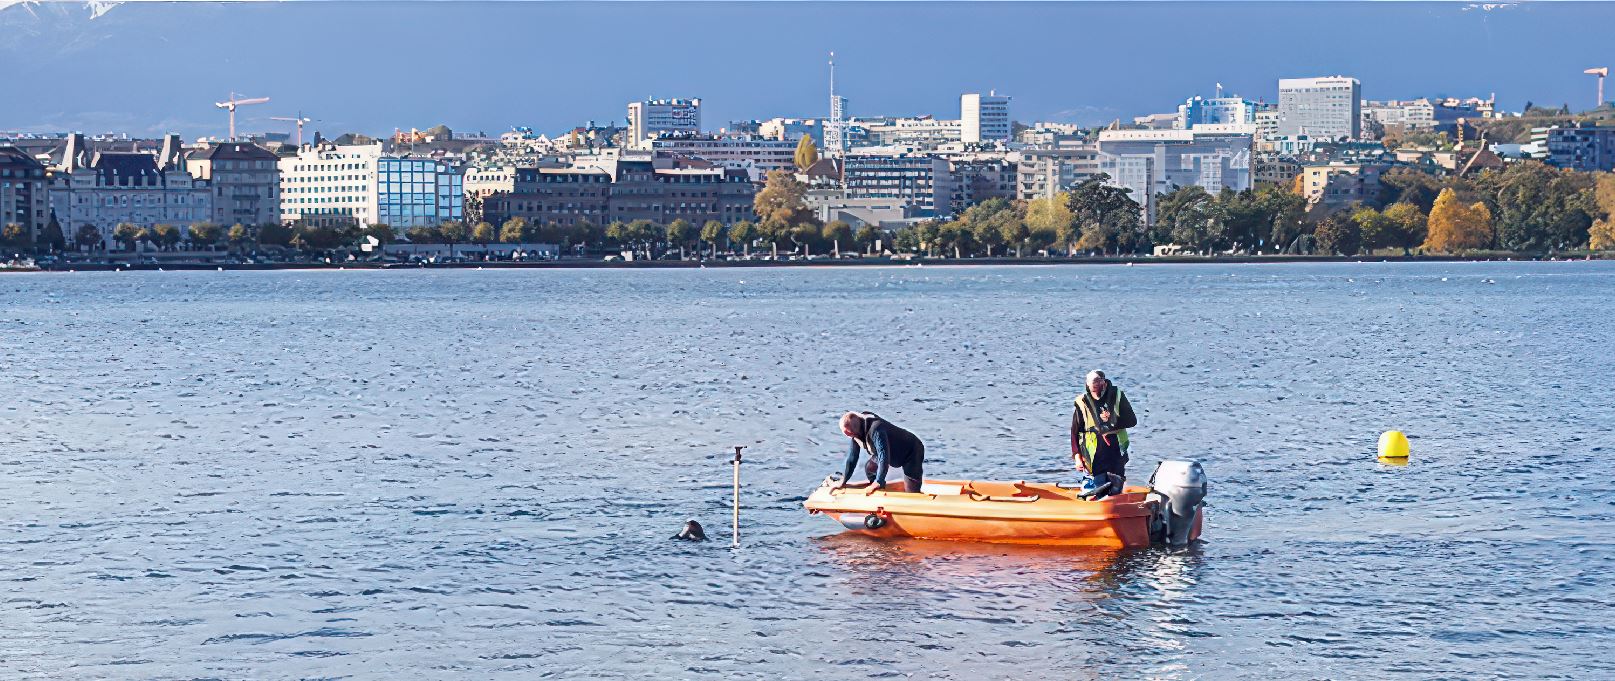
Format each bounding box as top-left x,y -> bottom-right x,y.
7,253 -> 1606,273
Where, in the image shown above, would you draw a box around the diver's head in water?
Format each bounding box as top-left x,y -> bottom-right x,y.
673,519 -> 706,541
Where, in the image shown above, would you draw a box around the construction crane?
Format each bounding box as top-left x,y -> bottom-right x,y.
270,112 -> 316,146
215,92 -> 270,141
1586,67 -> 1609,108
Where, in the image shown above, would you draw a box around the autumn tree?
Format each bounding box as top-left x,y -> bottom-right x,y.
471,221 -> 497,246
1590,174 -> 1615,251
1024,192 -> 1074,254
1423,188 -> 1493,252
1350,206 -> 1397,253
500,217 -> 529,244
1382,203 -> 1427,254
794,135 -> 819,171
753,170 -> 818,230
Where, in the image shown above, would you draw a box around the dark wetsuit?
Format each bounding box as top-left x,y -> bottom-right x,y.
842,413 -> 925,492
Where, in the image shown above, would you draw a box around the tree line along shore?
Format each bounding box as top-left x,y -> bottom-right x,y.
6,161 -> 1614,267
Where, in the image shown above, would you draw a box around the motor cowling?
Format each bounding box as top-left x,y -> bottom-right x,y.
839,513 -> 885,530
1151,460 -> 1208,547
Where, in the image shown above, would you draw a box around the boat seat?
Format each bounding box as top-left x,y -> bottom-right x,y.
920,482 -> 964,496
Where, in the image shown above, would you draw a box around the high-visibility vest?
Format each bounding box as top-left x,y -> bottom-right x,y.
1074,387 -> 1129,471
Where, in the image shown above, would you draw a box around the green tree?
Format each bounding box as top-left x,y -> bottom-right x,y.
793,134 -> 820,171
38,216 -> 65,253
821,220 -> 852,257
150,224 -> 181,251
1154,185 -> 1223,254
936,220 -> 974,258
1258,187 -> 1310,253
1382,203 -> 1427,253
1314,212 -> 1363,255
500,217 -> 529,244
1473,162 -> 1596,253
113,222 -> 142,251
727,220 -> 756,256
1350,206 -> 1398,253
257,222 -> 295,247
405,226 -> 438,245
361,223 -> 396,247
665,219 -> 694,259
74,224 -> 102,252
700,220 -> 725,259
757,218 -> 789,258
438,221 -> 468,256
623,219 -> 657,259
187,222 -> 221,250
1067,175 -> 1143,255
854,225 -> 880,255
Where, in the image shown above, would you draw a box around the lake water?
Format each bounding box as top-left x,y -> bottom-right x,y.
2,262 -> 1612,679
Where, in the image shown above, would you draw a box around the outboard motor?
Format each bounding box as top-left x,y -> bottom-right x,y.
1149,460 -> 1208,547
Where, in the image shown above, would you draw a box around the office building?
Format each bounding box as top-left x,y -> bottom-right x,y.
961,92 -> 1012,144
483,157 -> 755,228
1097,129 -> 1253,224
1545,124 -> 1615,172
1278,76 -> 1361,140
279,142 -> 463,230
1177,96 -> 1258,130
842,153 -> 949,215
627,98 -> 702,146
648,133 -> 799,176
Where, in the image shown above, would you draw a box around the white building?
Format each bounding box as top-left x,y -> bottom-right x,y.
1096,129 -> 1253,224
1278,76 -> 1361,141
647,133 -> 800,178
48,134 -> 213,246
1012,143 -> 1099,200
961,91 -> 1012,144
758,118 -> 824,147
1176,96 -> 1258,130
279,142 -> 463,231
627,98 -> 702,146
856,116 -> 962,149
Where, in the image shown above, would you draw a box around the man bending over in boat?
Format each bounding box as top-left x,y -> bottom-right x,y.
836,411 -> 926,493
1071,370 -> 1137,498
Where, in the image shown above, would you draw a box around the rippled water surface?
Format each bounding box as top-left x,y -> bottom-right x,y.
3,262 -> 1613,679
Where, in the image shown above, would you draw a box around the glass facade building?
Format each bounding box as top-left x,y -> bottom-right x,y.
377,157 -> 463,229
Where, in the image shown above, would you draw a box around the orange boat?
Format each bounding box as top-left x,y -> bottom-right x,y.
803,462 -> 1207,549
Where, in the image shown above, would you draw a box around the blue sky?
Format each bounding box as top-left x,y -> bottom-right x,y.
2,1 -> 1612,139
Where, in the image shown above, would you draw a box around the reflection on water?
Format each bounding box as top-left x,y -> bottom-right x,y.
2,262 -> 1613,678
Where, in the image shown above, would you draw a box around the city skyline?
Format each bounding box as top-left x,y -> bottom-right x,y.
3,1 -> 1614,139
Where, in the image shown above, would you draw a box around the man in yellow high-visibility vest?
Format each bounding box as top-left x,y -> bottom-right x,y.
1070,370 -> 1137,498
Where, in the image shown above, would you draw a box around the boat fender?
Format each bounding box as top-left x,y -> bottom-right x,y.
839,513 -> 886,530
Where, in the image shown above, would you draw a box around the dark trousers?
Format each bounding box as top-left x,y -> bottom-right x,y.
866,443 -> 925,492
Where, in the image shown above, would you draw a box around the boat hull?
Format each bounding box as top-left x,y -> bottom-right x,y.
805,478 -> 1184,549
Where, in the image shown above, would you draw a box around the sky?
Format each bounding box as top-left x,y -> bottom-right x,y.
2,1 -> 1613,140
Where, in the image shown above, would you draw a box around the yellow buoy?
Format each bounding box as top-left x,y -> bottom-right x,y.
1378,430 -> 1410,460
